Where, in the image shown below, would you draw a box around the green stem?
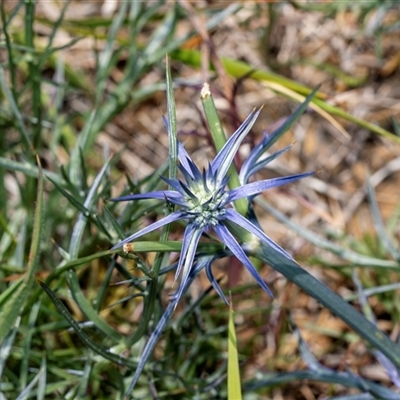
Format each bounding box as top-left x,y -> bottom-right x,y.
1,3 -> 17,100
200,84 -> 248,215
25,0 -> 42,149
166,55 -> 178,182
27,242 -> 223,311
125,59 -> 179,347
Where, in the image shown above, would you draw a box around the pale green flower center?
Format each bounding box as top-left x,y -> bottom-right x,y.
185,181 -> 228,228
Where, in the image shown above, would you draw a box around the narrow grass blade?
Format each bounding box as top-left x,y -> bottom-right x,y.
42,2 -> 69,55
39,281 -> 134,368
69,110 -> 97,186
0,277 -> 24,308
143,6 -> 177,64
290,316 -> 325,372
43,241 -> 222,283
85,3 -> 240,150
37,356 -> 47,400
3,1 -> 23,25
24,0 -> 42,147
228,300 -> 242,400
367,177 -> 400,261
96,1 -> 128,93
326,394 -> 375,400
312,96 -> 400,144
123,57 -> 182,349
0,156 -> 44,343
256,198 -> 399,268
0,209 -> 25,258
0,2 -> 17,99
47,176 -> 92,217
94,257 -> 115,313
345,282 -> 400,301
352,271 -> 400,389
0,65 -> 34,154
103,204 -> 125,240
20,301 -> 41,389
166,55 -> 178,182
243,370 -> 400,400
393,117 -> 400,137
25,155 -> 44,284
287,317 -> 393,398
0,156 -> 63,184
69,157 -> 111,258
67,270 -> 122,342
77,352 -> 93,399
174,48 -> 314,96
252,240 -> 400,369
146,3 -> 239,68
66,157 -> 122,341
15,369 -> 42,400
174,49 -> 400,144
0,316 -> 20,378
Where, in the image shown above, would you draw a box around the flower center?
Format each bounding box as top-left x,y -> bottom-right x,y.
185,181 -> 228,228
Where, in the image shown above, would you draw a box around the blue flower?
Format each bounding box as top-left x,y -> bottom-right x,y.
111,105 -> 314,300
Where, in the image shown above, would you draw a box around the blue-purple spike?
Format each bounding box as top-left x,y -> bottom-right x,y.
159,175 -> 183,192
178,180 -> 197,199
228,172 -> 315,202
205,262 -> 229,305
214,223 -> 274,298
178,161 -> 195,183
186,157 -> 202,180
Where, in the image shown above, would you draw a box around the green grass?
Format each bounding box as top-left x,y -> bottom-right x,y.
1,1 -> 400,399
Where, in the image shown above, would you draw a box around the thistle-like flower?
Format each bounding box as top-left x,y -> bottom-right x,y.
111,103 -> 314,300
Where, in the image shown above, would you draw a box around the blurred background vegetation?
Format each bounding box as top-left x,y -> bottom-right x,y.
1,1 -> 400,399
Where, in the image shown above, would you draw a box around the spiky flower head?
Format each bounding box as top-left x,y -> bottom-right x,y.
110,97 -> 315,301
